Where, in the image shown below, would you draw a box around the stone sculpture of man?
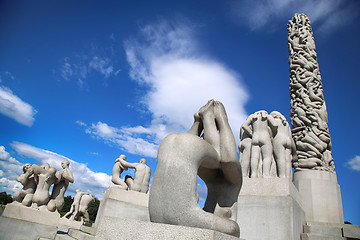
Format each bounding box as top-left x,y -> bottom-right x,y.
268,111 -> 297,178
30,163 -> 57,209
118,158 -> 151,193
241,110 -> 274,178
13,163 -> 37,206
111,155 -> 128,189
239,115 -> 253,177
78,193 -> 95,225
149,100 -> 242,237
47,160 -> 74,212
63,189 -> 94,224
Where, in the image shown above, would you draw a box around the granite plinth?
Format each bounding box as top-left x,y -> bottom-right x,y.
93,185 -> 149,228
2,202 -> 60,226
58,216 -> 83,229
237,177 -> 305,240
0,216 -> 58,240
95,216 -> 242,240
293,170 -> 344,224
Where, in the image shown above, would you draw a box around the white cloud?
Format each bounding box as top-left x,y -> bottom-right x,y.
231,0 -> 359,34
346,156 -> 360,172
0,146 -> 24,193
0,86 -> 37,126
122,20 -> 248,149
10,141 -> 111,199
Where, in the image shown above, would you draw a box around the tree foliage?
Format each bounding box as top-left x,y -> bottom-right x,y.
0,191 -> 13,205
88,197 -> 100,223
60,195 -> 74,217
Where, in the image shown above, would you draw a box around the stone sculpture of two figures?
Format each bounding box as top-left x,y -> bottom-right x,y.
149,99 -> 242,237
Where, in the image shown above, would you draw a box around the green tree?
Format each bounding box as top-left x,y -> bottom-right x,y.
87,197 -> 100,223
0,191 -> 13,205
60,195 -> 74,217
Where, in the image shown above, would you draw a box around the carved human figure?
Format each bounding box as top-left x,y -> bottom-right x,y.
78,193 -> 95,225
111,155 -> 128,189
268,111 -> 297,178
149,100 -> 242,237
241,110 -> 273,178
118,158 -> 151,193
47,160 -> 74,212
13,163 -> 36,206
30,163 -> 56,209
238,115 -> 253,177
63,189 -> 87,220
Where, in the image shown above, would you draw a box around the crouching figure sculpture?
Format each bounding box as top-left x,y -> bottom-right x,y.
149,100 -> 242,237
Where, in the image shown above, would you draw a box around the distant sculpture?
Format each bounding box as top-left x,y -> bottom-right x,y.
149,100 -> 242,237
288,13 -> 334,172
239,110 -> 296,178
118,158 -> 151,193
63,189 -> 94,224
30,163 -> 57,209
111,155 -> 128,189
47,160 -> 74,212
13,163 -> 36,206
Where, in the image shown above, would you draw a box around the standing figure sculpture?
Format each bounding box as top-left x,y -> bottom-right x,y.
47,160 -> 74,212
149,100 -> 242,237
118,158 -> 151,193
288,13 -> 334,172
30,163 -> 56,209
241,110 -> 274,178
111,155 -> 128,190
268,111 -> 297,178
13,163 -> 36,206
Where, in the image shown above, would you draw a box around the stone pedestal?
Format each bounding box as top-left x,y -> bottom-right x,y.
94,185 -> 150,228
95,216 -> 243,240
293,170 -> 344,224
237,178 -> 305,240
0,202 -> 60,240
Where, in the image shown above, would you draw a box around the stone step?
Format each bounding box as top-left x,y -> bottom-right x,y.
68,228 -> 95,240
54,232 -> 75,240
80,225 -> 96,236
343,224 -> 360,239
301,233 -> 345,240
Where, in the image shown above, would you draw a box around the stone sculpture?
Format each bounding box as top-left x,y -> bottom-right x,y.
149,100 -> 242,237
47,160 -> 74,212
118,158 -> 151,193
30,163 -> 57,209
111,155 -> 129,190
13,163 -> 37,206
288,13 -> 334,172
63,189 -> 94,225
239,110 -> 296,178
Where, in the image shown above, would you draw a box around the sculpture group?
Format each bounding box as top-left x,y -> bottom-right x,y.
112,154 -> 151,193
13,160 -> 74,212
239,110 -> 296,178
62,189 -> 94,225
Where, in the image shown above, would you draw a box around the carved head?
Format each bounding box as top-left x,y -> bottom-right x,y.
139,158 -> 147,164
61,160 -> 70,169
41,163 -> 50,170
118,154 -> 126,161
23,163 -> 31,173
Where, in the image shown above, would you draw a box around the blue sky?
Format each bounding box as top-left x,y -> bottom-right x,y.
0,0 -> 359,224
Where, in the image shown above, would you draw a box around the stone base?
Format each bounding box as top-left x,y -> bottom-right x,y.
95,216 -> 243,240
93,185 -> 150,228
237,178 -> 305,240
0,216 -> 58,240
58,216 -> 83,229
293,170 -> 344,224
2,202 -> 60,226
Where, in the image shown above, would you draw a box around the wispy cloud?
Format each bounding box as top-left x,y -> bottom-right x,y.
80,19 -> 249,158
346,155 -> 360,172
60,53 -> 118,88
0,86 -> 37,126
9,141 -> 111,199
231,0 -> 359,34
